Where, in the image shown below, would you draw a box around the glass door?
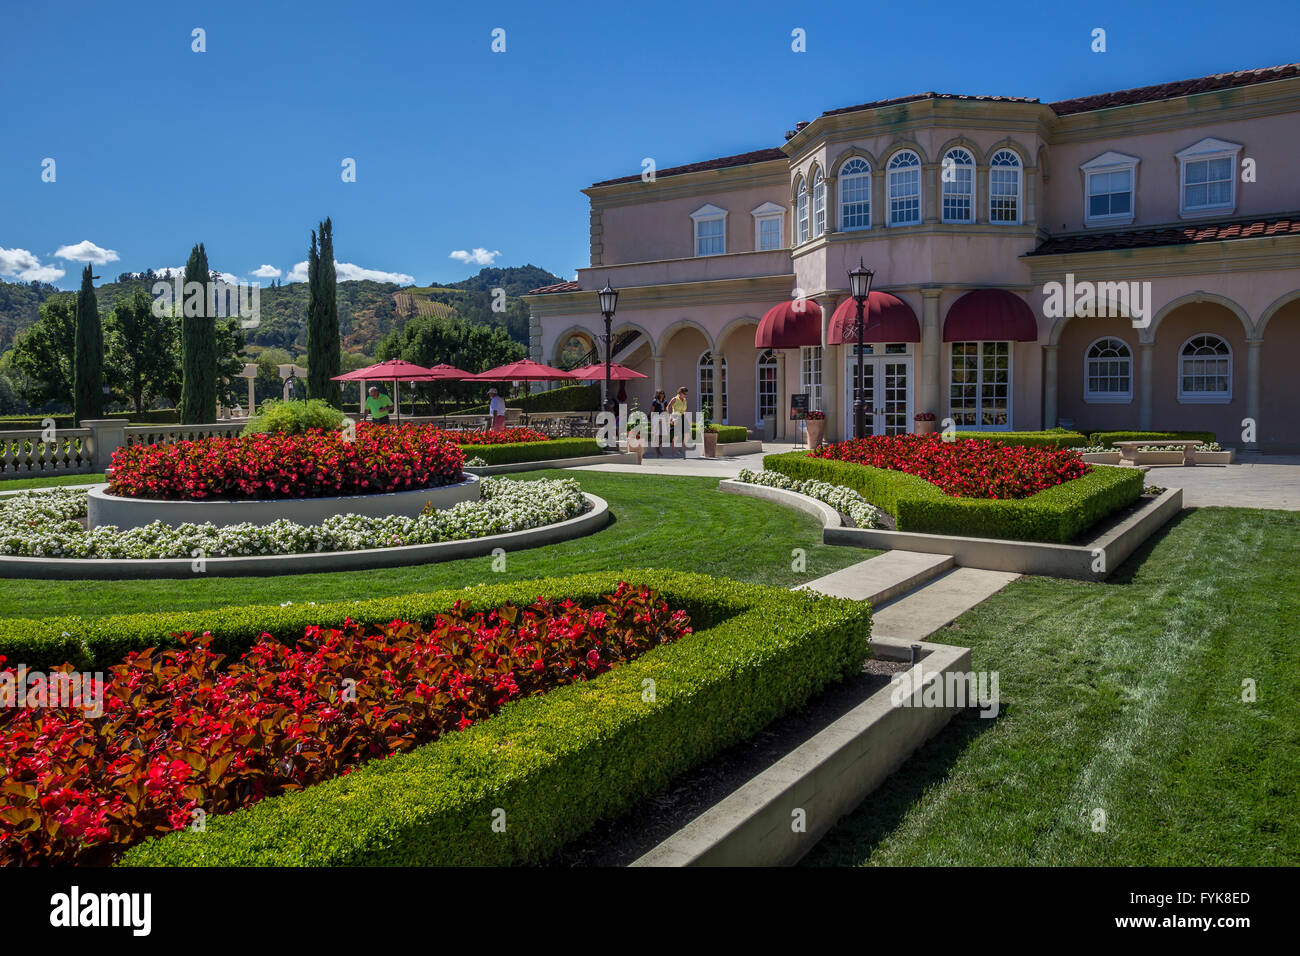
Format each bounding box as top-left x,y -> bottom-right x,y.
844,356 -> 875,437
845,348 -> 912,436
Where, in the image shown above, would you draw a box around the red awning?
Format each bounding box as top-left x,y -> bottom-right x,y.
943,290 -> 1039,342
828,292 -> 920,345
755,299 -> 822,349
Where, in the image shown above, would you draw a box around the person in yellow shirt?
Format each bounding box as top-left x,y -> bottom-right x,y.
668,386 -> 689,453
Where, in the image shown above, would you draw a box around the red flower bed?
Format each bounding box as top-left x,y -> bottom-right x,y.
0,585 -> 691,866
450,427 -> 550,445
107,422 -> 465,500
811,434 -> 1089,499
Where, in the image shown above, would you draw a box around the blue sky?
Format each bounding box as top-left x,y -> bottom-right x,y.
2,0 -> 1297,290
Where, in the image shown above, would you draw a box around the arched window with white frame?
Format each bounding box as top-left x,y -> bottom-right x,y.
795,179 -> 809,243
989,149 -> 1022,224
697,350 -> 728,422
838,157 -> 871,230
941,148 -> 975,223
1178,334 -> 1232,402
812,169 -> 827,236
887,150 -> 921,226
1084,337 -> 1132,402
756,349 -> 778,423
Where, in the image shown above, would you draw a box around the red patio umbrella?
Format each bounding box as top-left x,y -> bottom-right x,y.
465,359 -> 576,418
567,362 -> 648,381
332,359 -> 437,422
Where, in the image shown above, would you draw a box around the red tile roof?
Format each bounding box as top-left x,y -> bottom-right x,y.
822,91 -> 1038,118
1028,216 -> 1300,256
1049,63 -> 1300,115
590,147 -> 788,187
525,280 -> 580,295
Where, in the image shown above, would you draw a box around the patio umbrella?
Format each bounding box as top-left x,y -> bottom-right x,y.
567,362 -> 648,381
465,359 -> 576,418
332,359 -> 436,422
404,364 -> 473,416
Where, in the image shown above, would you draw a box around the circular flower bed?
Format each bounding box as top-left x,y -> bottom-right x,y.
0,585 -> 692,865
0,479 -> 586,559
107,423 -> 464,501
811,434 -> 1089,499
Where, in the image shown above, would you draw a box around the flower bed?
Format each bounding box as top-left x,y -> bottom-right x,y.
736,468 -> 880,529
109,423 -> 464,501
811,434 -> 1088,499
0,478 -> 585,559
451,427 -> 549,445
0,585 -> 691,866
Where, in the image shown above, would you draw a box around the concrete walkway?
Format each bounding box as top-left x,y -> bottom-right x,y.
1139,454 -> 1300,510
572,442 -> 802,478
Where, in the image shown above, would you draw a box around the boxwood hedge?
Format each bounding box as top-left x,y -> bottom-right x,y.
1088,430 -> 1216,448
114,569 -> 871,867
952,429 -> 1087,449
462,437 -> 602,466
711,425 -> 750,443
763,451 -> 1144,543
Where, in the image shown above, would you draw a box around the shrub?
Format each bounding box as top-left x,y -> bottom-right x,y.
1089,430 -> 1217,448
116,571 -> 870,866
241,399 -> 345,436
107,423 -> 464,500
464,437 -> 602,466
0,585 -> 690,866
764,451 -> 1142,542
710,425 -> 749,443
952,429 -> 1087,449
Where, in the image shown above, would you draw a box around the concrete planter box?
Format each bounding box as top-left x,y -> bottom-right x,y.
1133,450 -> 1188,466
716,439 -> 764,457
1081,451 -> 1123,465
1193,449 -> 1235,465
86,476 -> 480,530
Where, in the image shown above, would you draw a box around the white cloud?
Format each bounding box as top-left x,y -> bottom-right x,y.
250,264 -> 282,279
151,266 -> 184,278
216,272 -> 240,285
449,248 -> 501,266
285,260 -> 414,285
54,240 -> 120,264
0,247 -> 65,283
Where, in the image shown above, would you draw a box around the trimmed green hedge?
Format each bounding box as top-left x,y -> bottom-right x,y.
462,383 -> 600,416
461,437 -> 601,466
1089,430 -> 1216,448
711,425 -> 749,443
114,570 -> 871,866
953,429 -> 1087,449
763,452 -> 1144,543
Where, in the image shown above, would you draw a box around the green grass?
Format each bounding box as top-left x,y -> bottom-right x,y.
0,471 -> 874,618
0,472 -> 105,491
804,506 -> 1300,866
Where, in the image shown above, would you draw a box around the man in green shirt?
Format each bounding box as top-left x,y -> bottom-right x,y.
365,386 -> 394,423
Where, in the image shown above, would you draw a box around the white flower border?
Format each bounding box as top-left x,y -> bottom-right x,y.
735,468 -> 881,530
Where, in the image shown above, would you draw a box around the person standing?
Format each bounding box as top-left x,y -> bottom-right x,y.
488,387 -> 507,431
669,386 -> 689,455
650,389 -> 667,457
365,386 -> 393,424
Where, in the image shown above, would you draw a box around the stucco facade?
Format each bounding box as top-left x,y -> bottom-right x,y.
525,64 -> 1300,450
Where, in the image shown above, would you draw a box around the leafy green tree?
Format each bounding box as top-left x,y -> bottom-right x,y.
306,218 -> 342,406
105,288 -> 176,414
214,316 -> 246,406
179,243 -> 216,423
377,313 -> 523,412
10,295 -> 76,409
73,264 -> 104,422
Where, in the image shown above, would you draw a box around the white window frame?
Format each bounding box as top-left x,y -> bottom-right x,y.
940,148 -> 975,224
947,340 -> 1013,431
838,157 -> 872,231
750,201 -> 785,251
989,148 -> 1023,225
887,150 -> 922,227
1081,151 -> 1139,227
812,169 -> 827,236
756,349 -> 778,423
795,180 -> 810,244
1177,333 -> 1233,404
697,350 -> 728,423
690,203 -> 727,257
1177,137 -> 1241,218
1083,336 -> 1133,404
800,345 -> 823,412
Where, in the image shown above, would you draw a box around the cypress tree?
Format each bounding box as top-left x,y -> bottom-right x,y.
73,264 -> 104,422
179,243 -> 216,423
306,217 -> 342,405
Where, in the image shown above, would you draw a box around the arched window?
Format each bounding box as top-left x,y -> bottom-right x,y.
887,150 -> 922,226
838,157 -> 871,231
1084,337 -> 1132,402
1179,334 -> 1232,402
941,148 -> 975,223
795,179 -> 810,243
989,149 -> 1022,224
756,349 -> 778,422
697,351 -> 729,422
812,169 -> 827,236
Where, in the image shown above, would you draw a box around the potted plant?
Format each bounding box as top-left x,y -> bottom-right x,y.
625,403 -> 649,462
914,411 -> 937,435
699,402 -> 718,458
803,409 -> 826,448
1192,441 -> 1234,465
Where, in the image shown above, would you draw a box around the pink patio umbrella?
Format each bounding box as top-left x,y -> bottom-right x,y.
405,363 -> 473,416
464,359 -> 576,418
332,359 -> 437,422
567,362 -> 648,381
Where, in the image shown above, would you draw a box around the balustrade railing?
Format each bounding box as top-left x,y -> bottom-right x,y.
0,428 -> 95,476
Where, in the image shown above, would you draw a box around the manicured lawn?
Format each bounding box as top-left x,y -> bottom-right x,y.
0,472 -> 105,491
804,506 -> 1300,866
0,470 -> 873,618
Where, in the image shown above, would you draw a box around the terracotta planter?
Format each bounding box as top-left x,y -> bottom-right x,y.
804,418 -> 825,448
914,420 -> 936,435
626,437 -> 646,463
703,431 -> 718,458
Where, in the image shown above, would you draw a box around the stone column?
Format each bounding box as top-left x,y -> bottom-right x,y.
1246,339 -> 1262,448
923,163 -> 940,224
817,294 -> 840,441
1138,343 -> 1154,430
974,164 -> 990,225
1043,345 -> 1059,429
653,355 -> 664,396
84,419 -> 127,472
872,171 -> 886,229
920,289 -> 943,419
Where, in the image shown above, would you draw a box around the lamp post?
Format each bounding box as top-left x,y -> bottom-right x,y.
848,258 -> 875,439
598,280 -> 619,414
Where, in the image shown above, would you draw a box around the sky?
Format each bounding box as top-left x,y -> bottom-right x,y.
2,0 -> 1297,291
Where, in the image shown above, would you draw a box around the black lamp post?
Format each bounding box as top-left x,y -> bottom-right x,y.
848,258 -> 875,439
598,280 -> 619,414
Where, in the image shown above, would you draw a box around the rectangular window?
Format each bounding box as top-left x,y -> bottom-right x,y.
757,215 -> 783,251
941,168 -> 973,223
800,345 -> 823,412
949,341 -> 1011,429
889,168 -> 921,226
695,217 -> 724,256
840,176 -> 871,230
1183,156 -> 1234,211
1087,169 -> 1132,219
989,168 -> 1019,223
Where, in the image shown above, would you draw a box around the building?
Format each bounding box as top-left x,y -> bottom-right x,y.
523,64 -> 1300,450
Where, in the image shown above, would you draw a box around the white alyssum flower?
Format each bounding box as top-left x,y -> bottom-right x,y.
736,468 -> 880,529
